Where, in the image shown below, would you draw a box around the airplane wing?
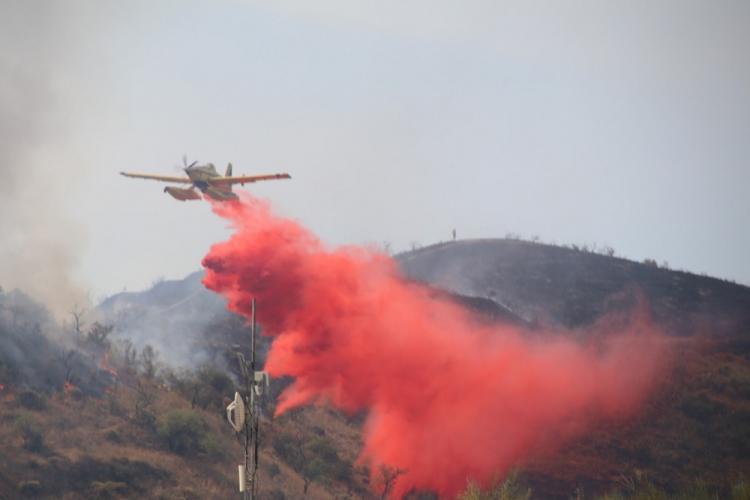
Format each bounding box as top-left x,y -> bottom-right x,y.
212,173 -> 292,186
120,172 -> 192,183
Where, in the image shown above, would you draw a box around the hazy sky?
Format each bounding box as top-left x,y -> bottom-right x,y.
2,0 -> 749,305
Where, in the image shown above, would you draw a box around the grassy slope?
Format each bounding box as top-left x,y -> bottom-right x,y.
0,375 -> 371,499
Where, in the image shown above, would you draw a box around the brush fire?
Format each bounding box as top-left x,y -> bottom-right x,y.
202,196 -> 670,498
0,383 -> 13,402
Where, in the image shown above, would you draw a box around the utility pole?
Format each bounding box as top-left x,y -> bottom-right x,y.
227,298 -> 269,500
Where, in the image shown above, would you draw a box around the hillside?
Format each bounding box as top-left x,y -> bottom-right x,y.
398,239 -> 750,498
2,238 -> 749,498
98,273 -> 225,368
0,288 -> 374,499
399,239 -> 750,334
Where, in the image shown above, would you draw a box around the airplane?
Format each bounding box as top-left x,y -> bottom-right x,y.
120,158 -> 291,201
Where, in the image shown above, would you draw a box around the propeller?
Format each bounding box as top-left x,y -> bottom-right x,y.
181,155 -> 198,171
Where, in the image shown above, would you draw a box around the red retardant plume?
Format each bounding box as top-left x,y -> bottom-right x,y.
202,197 -> 668,498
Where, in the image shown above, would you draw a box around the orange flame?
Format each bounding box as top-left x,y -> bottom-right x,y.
0,384 -> 13,402
63,381 -> 76,397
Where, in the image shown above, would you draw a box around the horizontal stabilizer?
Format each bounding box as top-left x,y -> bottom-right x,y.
213,173 -> 292,186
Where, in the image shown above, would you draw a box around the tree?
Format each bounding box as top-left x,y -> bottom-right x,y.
86,322 -> 113,350
272,432 -> 352,495
59,348 -> 76,384
139,345 -> 158,379
69,304 -> 86,345
116,339 -> 138,375
376,465 -> 406,499
133,379 -> 157,429
294,433 -> 316,495
16,414 -> 44,453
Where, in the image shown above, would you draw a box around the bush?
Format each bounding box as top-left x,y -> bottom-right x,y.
16,414 -> 44,453
86,322 -> 114,350
134,380 -> 157,430
157,410 -> 208,455
18,390 -> 47,411
104,429 -> 122,443
458,472 -> 531,500
266,461 -> 281,478
595,472 -> 731,500
272,433 -> 302,469
135,408 -> 156,430
199,430 -> 224,458
66,457 -> 168,489
680,395 -> 722,422
272,433 -> 352,485
201,367 -> 235,395
170,367 -> 235,411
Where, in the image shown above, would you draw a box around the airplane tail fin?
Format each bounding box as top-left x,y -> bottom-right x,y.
225,163 -> 233,177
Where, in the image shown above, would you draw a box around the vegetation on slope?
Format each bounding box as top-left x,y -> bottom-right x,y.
0,288 -> 367,499
3,237 -> 750,498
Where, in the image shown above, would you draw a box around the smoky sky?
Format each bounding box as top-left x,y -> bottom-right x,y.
0,2 -> 90,316
2,1 -> 749,301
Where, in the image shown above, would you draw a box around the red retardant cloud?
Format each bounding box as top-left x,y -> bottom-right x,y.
202,196 -> 668,498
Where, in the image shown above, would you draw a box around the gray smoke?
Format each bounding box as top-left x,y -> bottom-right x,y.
97,271 -> 233,369
0,2 -> 88,317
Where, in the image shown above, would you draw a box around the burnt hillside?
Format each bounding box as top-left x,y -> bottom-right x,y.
397,239 -> 750,498
398,239 -> 750,334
